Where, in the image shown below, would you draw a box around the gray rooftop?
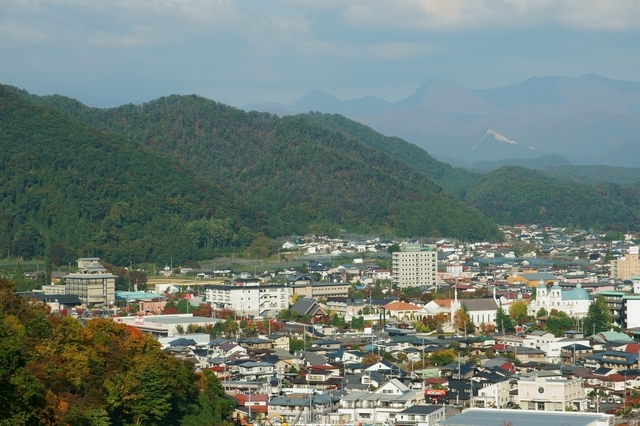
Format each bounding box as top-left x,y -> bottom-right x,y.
441,408 -> 611,426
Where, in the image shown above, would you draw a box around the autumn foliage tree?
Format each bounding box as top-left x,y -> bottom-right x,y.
0,278 -> 236,425
453,307 -> 473,334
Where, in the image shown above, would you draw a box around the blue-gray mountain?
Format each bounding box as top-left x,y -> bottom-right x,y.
246,74 -> 640,166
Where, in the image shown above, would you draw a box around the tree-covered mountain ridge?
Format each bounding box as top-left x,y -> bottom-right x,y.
299,112 -> 640,231
24,85 -> 640,237
0,84 -> 256,265
1,85 -> 501,264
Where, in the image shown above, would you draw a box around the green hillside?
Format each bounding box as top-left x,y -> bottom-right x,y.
0,84 -> 252,264
299,112 -> 479,198
296,113 -> 640,231
542,164 -> 640,186
465,166 -> 640,229
7,88 -> 501,254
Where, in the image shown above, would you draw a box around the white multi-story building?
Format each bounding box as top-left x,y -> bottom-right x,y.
516,375 -> 586,411
392,243 -> 437,289
527,281 -> 590,319
204,282 -> 288,318
474,380 -> 511,409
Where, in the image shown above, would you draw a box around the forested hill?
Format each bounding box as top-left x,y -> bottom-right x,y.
465,166 -> 640,230
24,90 -> 501,242
299,112 -> 479,199
296,112 -> 640,232
0,84 -> 249,264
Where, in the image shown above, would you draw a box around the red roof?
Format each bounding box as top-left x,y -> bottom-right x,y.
233,394 -> 269,406
625,343 -> 640,353
205,366 -> 226,372
384,301 -> 422,311
425,378 -> 448,385
432,299 -> 453,308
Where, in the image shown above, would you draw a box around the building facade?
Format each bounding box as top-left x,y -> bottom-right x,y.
288,282 -> 350,303
516,376 -> 585,411
204,283 -> 288,318
64,258 -> 116,305
527,281 -> 590,319
392,243 -> 437,289
610,247 -> 640,280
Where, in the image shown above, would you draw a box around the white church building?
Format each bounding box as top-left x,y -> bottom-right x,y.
527,281 -> 590,319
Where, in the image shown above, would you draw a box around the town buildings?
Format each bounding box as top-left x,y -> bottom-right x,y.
441,408 -> 612,426
516,374 -> 586,411
204,282 -> 288,318
528,281 -> 590,318
287,281 -> 350,303
610,246 -> 640,280
392,243 -> 437,289
64,257 -> 116,305
338,378 -> 425,423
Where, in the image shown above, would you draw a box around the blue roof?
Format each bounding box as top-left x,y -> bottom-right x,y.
562,288 -> 589,301
115,291 -> 166,301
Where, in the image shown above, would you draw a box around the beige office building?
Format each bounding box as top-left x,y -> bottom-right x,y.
611,247 -> 640,280
516,375 -> 585,411
64,258 -> 116,306
392,243 -> 437,289
288,281 -> 350,303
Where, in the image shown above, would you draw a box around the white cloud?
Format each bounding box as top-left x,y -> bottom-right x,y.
316,0 -> 640,32
0,20 -> 53,47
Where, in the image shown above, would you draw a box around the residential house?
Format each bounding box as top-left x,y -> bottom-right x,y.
236,361 -> 274,380
290,298 -> 327,321
264,333 -> 290,350
269,393 -> 336,425
338,378 -> 426,423
394,405 -> 445,426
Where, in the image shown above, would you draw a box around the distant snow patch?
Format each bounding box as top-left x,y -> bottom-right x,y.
472,129 -> 536,151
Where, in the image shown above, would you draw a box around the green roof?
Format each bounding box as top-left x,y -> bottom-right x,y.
562,288 -> 589,301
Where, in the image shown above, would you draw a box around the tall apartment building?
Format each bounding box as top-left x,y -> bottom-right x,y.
392,243 -> 437,289
610,246 -> 640,280
64,258 -> 116,306
204,282 -> 288,318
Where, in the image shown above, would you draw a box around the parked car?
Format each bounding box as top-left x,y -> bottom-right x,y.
588,401 -> 596,409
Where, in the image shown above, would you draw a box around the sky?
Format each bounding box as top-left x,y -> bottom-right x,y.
2,0 -> 640,108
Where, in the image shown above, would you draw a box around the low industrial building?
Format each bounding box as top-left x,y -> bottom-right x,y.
441,408 -> 613,426
113,313 -> 221,337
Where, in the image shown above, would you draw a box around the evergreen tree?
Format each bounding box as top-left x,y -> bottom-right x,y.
495,304 -> 513,333
583,294 -> 612,335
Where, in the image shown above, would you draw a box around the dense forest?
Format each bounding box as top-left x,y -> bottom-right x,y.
464,166 -> 640,230
12,88 -> 500,249
0,279 -> 235,425
0,85 -> 256,265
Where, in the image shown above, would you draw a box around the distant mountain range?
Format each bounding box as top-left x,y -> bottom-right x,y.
245,74 -> 640,166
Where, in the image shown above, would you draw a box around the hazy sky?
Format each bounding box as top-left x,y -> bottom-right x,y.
2,0 -> 640,107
